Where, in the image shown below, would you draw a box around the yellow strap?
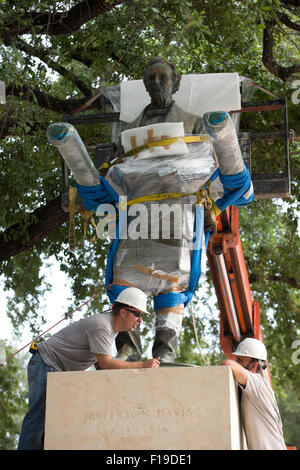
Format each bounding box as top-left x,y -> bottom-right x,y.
70,182 -> 220,248
210,202 -> 221,218
126,183 -> 221,216
99,134 -> 210,170
204,180 -> 221,217
68,187 -> 77,250
80,209 -> 98,243
69,187 -> 99,247
126,192 -> 191,205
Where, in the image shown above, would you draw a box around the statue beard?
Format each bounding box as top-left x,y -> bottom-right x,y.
148,87 -> 173,109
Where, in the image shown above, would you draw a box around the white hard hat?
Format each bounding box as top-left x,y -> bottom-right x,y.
232,338 -> 267,361
115,287 -> 150,315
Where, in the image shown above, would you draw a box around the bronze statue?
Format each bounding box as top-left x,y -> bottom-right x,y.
48,57 -> 251,366
111,58 -> 215,363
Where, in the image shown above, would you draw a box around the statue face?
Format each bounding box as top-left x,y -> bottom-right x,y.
144,63 -> 174,108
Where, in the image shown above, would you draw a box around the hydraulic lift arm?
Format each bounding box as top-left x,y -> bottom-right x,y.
207,206 -> 264,359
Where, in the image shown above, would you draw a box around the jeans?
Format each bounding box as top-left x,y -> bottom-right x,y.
18,353 -> 54,450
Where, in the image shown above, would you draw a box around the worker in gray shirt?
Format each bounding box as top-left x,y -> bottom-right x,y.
222,338 -> 286,450
18,287 -> 160,450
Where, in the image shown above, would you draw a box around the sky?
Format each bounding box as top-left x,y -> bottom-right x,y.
0,257 -> 86,365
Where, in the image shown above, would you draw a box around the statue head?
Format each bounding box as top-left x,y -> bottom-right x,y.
143,57 -> 181,108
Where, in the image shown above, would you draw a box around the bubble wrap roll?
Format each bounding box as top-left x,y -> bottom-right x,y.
47,122 -> 100,186
203,111 -> 244,175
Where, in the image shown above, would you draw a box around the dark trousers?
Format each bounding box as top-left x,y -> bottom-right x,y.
18,353 -> 54,450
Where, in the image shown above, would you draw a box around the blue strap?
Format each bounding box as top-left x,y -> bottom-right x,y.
210,164 -> 254,211
75,176 -> 123,303
75,175 -> 119,211
153,207 -> 210,311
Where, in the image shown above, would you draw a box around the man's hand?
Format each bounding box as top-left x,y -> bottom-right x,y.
142,357 -> 160,368
222,359 -> 248,387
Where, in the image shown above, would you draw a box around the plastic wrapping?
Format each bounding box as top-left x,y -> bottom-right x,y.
47,122 -> 100,186
155,311 -> 183,337
109,207 -> 208,297
106,137 -> 217,201
203,111 -> 245,176
101,84 -> 121,112
106,131 -> 217,296
100,85 -> 125,144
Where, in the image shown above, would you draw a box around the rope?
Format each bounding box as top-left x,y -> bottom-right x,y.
189,301 -> 209,366
0,287 -> 106,366
68,186 -> 77,250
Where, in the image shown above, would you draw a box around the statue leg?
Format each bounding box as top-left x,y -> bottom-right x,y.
115,324 -> 143,362
152,305 -> 184,363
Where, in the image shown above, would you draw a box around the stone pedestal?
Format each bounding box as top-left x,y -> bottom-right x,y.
44,366 -> 245,450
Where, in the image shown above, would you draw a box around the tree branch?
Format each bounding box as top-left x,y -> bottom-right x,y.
5,81 -> 98,113
277,11 -> 300,31
70,47 -> 130,70
1,83 -> 109,140
249,272 -> 299,289
280,0 -> 300,7
1,0 -> 125,42
0,108 -> 42,139
0,196 -> 68,263
12,38 -> 92,97
262,20 -> 300,81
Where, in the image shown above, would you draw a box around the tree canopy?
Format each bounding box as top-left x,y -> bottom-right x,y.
0,0 -> 299,403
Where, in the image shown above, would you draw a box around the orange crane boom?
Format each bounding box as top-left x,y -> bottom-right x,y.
207,205 -> 271,383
